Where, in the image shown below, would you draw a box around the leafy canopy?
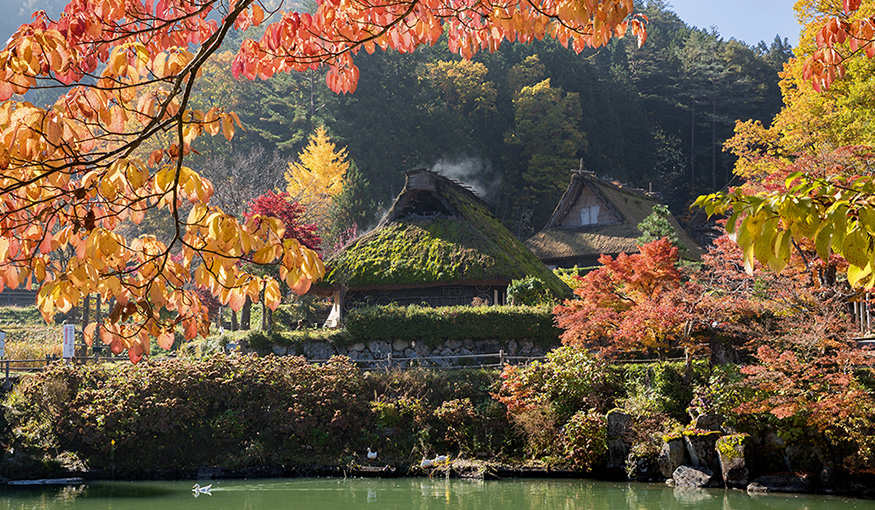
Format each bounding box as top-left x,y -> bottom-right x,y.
694,1 -> 875,290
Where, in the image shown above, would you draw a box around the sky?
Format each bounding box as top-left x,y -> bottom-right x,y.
667,0 -> 800,46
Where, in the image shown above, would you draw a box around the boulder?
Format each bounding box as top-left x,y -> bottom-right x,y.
659,437 -> 689,479
445,339 -> 462,350
606,410 -> 632,438
367,340 -> 391,358
506,339 -> 518,356
716,434 -> 751,488
672,465 -> 717,488
784,443 -> 823,474
692,413 -> 722,432
271,345 -> 288,356
747,473 -> 811,493
303,342 -> 334,360
413,342 -> 432,357
683,431 -> 722,470
392,339 -> 410,352
625,452 -> 659,482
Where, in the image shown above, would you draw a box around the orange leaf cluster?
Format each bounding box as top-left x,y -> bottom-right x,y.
803,2 -> 875,91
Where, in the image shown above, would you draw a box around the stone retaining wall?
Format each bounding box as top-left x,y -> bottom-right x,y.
258,338 -> 552,367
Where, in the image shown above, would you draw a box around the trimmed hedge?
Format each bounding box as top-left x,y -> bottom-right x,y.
343,304 -> 561,347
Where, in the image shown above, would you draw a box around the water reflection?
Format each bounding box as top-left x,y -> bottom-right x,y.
0,478 -> 872,510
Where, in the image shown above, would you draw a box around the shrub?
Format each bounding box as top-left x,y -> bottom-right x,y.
507,276 -> 555,306
344,304 -> 560,347
618,360 -> 712,422
562,409 -> 607,471
495,346 -> 619,422
4,355 -> 370,474
494,346 -> 619,460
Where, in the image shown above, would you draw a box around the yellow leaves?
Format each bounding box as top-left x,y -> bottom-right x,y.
264,279 -> 281,311
285,126 -> 349,222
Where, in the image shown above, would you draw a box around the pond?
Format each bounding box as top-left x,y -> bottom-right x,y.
0,478 -> 872,510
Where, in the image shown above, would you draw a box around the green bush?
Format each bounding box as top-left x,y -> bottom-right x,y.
5,355 -> 370,474
618,360 -> 712,422
562,409 -> 607,471
507,276 -> 555,306
344,304 -> 561,347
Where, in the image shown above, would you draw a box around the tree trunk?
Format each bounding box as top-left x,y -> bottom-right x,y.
711,96 -> 717,190
260,286 -> 268,331
683,349 -> 693,385
231,309 -> 238,331
241,297 -> 251,330
690,106 -> 696,188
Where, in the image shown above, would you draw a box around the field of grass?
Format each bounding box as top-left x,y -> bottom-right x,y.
0,306 -> 63,366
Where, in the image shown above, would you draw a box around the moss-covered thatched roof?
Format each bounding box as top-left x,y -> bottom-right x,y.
525,172 -> 702,263
319,169 -> 570,297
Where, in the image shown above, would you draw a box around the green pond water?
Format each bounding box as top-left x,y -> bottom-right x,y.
0,478 -> 872,510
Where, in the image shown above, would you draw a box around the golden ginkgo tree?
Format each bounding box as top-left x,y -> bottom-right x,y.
285,126 -> 349,224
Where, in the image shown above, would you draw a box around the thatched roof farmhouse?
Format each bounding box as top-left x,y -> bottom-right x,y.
525,171 -> 702,268
317,169 -> 569,324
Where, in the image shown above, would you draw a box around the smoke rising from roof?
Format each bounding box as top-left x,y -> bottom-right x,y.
430,157 -> 499,204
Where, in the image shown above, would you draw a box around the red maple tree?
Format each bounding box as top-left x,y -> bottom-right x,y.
243,191 -> 321,252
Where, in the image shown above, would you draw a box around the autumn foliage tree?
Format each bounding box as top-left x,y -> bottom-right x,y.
285,126 -> 349,225
0,0 -> 646,361
695,1 -> 875,290
555,239 -> 702,362
244,191 -> 321,253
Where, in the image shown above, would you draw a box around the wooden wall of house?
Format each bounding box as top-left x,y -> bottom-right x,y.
558,186 -> 620,228
344,285 -> 506,310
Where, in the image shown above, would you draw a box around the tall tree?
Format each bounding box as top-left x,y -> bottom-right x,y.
285,125 -> 350,225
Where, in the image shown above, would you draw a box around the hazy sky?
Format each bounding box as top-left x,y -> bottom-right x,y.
667,0 -> 800,46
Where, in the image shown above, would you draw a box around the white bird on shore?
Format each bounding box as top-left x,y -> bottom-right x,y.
192,483 -> 212,496
367,448 -> 378,460
419,457 -> 435,469
434,454 -> 448,464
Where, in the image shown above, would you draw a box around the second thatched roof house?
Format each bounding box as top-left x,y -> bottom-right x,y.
525,171 -> 702,268
316,169 -> 569,324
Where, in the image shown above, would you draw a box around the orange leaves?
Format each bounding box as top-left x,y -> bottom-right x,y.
235,0 -> 645,95
803,2 -> 875,91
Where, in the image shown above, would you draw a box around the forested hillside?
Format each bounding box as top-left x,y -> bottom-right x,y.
6,0 -> 792,238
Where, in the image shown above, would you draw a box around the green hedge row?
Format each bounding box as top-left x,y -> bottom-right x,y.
343,304 -> 561,347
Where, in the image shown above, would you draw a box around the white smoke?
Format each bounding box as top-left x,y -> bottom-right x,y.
430,157 -> 500,203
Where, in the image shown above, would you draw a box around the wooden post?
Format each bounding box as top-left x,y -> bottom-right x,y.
387,352 -> 392,371
499,349 -> 505,367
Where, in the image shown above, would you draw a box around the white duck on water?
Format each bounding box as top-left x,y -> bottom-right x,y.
192,483 -> 212,496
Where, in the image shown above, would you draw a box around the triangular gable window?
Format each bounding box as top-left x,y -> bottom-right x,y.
579,205 -> 600,226
559,186 -> 619,228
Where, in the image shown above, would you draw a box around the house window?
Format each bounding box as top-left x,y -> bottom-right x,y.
579,205 -> 600,226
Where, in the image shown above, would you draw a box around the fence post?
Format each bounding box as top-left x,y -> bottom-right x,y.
386,352 -> 392,371
5,359 -> 9,386
499,349 -> 505,367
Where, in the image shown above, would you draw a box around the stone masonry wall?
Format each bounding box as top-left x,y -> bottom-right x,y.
261,338 -> 552,367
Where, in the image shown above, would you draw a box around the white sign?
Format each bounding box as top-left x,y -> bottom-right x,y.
62,324 -> 75,359
0,329 -> 5,357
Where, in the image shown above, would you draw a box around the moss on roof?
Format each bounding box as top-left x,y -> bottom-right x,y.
323,170 -> 570,297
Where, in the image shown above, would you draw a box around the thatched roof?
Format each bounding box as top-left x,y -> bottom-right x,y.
525,172 -> 702,265
318,169 -> 570,296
